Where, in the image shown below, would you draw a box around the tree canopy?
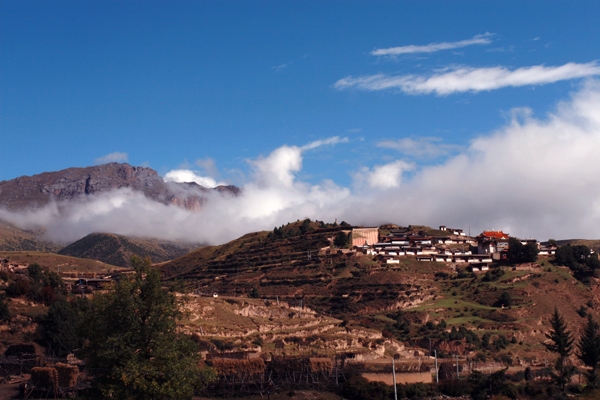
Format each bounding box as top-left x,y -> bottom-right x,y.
80,256 -> 212,399
334,231 -> 349,248
43,297 -> 90,357
507,238 -> 538,264
555,244 -> 600,283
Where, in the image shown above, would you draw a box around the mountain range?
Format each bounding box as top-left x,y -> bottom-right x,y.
0,162 -> 239,211
0,163 -> 242,265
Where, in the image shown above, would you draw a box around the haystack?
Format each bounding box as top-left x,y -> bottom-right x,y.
308,358 -> 332,374
211,357 -> 265,377
30,367 -> 58,389
269,357 -> 299,374
55,363 -> 79,387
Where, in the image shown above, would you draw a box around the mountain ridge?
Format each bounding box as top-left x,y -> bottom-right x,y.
0,162 -> 239,211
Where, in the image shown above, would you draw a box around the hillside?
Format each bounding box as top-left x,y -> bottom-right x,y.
2,221 -> 600,399
555,239 -> 600,253
0,220 -> 61,252
0,251 -> 123,275
59,232 -> 201,267
160,221 -> 600,367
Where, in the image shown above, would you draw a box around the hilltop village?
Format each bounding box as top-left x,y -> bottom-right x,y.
344,225 -> 556,267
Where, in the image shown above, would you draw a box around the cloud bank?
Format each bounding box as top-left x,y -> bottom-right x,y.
3,83 -> 600,244
371,33 -> 493,56
334,62 -> 600,95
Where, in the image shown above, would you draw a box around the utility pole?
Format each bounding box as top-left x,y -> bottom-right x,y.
392,358 -> 398,400
435,350 -> 439,383
456,354 -> 460,379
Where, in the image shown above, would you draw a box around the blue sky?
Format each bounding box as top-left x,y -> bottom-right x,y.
2,1 -> 600,241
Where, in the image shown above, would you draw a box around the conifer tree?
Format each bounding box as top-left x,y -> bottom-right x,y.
544,307 -> 575,392
577,314 -> 600,386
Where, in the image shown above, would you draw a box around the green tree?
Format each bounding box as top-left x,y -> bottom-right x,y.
42,297 -> 90,357
577,314 -> 600,386
555,244 -> 600,283
299,218 -> 312,234
543,307 -> 575,393
495,291 -> 513,308
80,256 -> 212,399
25,263 -> 66,304
334,231 -> 349,248
27,263 -> 44,283
507,238 -> 538,263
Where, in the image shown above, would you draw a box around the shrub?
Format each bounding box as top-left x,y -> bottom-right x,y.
0,294 -> 10,322
341,375 -> 393,400
495,291 -> 513,308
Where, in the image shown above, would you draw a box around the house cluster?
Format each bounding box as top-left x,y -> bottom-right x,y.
352,226 -> 556,269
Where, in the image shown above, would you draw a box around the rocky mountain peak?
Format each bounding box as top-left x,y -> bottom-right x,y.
0,163 -> 237,211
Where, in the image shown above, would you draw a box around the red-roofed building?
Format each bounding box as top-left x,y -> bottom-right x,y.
477,230 -> 510,254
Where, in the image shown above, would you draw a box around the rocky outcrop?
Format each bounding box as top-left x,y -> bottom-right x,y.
0,163 -> 238,211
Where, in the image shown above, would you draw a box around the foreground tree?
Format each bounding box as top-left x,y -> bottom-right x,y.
42,297 -> 90,357
543,307 -> 575,393
577,314 -> 600,386
80,256 -> 212,399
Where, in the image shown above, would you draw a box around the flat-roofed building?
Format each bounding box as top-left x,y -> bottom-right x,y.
351,227 -> 379,247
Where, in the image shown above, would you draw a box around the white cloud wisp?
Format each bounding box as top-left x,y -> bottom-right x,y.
371,33 -> 493,56
334,62 -> 600,95
378,137 -> 463,159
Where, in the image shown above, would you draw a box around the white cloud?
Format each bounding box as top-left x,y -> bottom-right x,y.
347,80 -> 600,239
0,138 -> 352,245
163,169 -> 223,188
272,63 -> 290,72
301,136 -> 349,150
377,137 -> 462,158
5,85 -> 600,245
249,145 -> 303,188
94,151 -> 129,164
248,136 -> 348,188
371,33 -> 494,56
334,62 -> 600,95
353,160 -> 414,189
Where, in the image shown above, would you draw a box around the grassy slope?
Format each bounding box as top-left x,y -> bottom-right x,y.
0,251 -> 123,274
0,220 -> 61,252
58,232 -> 201,267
